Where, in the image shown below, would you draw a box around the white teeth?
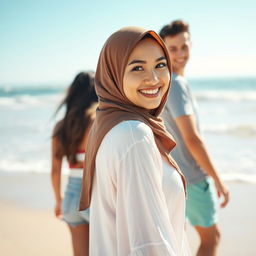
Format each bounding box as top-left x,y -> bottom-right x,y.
140,88 -> 159,95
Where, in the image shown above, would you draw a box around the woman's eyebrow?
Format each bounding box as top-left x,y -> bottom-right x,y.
128,56 -> 166,66
156,56 -> 166,62
128,59 -> 146,65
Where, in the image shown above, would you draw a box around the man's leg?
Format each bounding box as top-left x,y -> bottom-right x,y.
186,177 -> 220,256
194,224 -> 220,256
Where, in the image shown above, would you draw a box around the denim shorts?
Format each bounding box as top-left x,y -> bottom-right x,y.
62,177 -> 90,226
186,177 -> 219,227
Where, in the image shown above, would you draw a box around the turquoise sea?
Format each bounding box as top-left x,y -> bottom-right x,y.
1,78 -> 256,182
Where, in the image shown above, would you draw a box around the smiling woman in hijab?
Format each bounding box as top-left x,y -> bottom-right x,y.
79,26 -> 191,256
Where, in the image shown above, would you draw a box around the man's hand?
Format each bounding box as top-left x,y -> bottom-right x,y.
214,179 -> 229,208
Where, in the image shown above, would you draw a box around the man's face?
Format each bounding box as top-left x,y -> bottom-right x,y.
164,32 -> 191,74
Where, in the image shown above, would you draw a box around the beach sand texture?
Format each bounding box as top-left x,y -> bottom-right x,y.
0,172 -> 255,256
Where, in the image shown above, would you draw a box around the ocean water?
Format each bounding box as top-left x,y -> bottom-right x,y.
1,78 -> 256,183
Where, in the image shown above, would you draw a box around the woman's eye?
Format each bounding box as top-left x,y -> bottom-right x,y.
156,62 -> 167,68
131,66 -> 143,71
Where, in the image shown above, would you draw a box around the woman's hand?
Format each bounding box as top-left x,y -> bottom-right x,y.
54,200 -> 63,219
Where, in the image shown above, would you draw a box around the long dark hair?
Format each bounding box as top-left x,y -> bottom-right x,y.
53,71 -> 98,164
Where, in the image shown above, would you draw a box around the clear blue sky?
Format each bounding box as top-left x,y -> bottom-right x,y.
1,0 -> 256,85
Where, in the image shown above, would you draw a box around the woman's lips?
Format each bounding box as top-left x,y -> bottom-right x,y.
138,87 -> 160,98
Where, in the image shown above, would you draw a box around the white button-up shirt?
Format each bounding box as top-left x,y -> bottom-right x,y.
90,120 -> 190,255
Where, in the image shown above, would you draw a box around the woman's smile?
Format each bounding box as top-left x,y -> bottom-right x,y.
138,86 -> 161,98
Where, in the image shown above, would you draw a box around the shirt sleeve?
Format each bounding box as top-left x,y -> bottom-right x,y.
117,124 -> 180,255
166,79 -> 194,119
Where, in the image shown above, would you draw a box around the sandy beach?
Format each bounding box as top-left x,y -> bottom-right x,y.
0,172 -> 255,256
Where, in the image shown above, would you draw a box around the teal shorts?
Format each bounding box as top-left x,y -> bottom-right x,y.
186,177 -> 219,227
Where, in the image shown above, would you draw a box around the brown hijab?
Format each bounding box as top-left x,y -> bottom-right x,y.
79,26 -> 186,210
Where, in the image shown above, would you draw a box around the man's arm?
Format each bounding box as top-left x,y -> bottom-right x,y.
175,114 -> 229,208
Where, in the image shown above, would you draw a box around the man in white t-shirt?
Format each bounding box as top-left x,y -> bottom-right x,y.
160,20 -> 229,256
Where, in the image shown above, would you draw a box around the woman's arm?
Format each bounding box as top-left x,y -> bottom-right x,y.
51,136 -> 63,218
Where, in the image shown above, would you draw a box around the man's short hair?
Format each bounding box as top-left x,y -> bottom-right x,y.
159,20 -> 190,40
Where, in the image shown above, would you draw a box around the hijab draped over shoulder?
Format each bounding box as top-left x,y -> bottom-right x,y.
79,26 -> 186,210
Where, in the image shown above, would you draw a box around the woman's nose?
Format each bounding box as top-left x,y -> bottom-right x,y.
144,70 -> 159,85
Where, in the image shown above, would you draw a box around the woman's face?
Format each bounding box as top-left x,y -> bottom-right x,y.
123,37 -> 170,110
